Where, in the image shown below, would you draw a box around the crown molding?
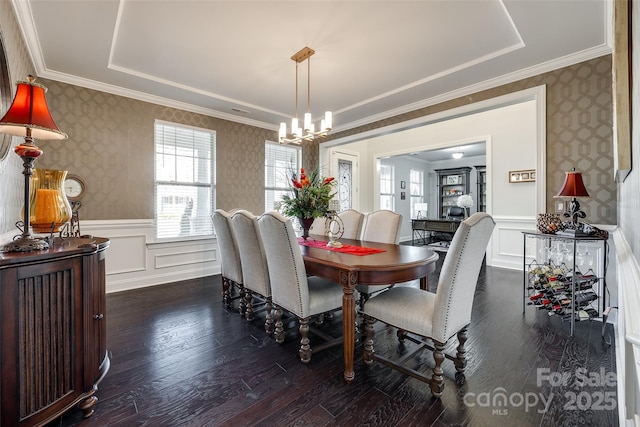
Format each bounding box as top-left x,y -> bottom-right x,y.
333,44 -> 612,134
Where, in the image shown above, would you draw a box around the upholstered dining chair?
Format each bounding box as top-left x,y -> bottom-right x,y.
361,209 -> 402,244
212,209 -> 245,313
357,209 -> 403,305
258,211 -> 345,364
338,209 -> 365,240
231,210 -> 273,334
362,213 -> 495,398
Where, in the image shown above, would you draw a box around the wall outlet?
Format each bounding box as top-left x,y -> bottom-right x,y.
555,201 -> 565,213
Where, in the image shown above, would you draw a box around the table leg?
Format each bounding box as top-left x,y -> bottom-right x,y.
340,270 -> 358,383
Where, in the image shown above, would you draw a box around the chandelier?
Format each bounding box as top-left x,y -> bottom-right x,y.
279,47 -> 332,144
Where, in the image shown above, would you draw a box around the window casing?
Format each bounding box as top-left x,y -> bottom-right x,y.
154,121 -> 215,239
410,169 -> 424,219
379,164 -> 395,210
265,142 -> 301,212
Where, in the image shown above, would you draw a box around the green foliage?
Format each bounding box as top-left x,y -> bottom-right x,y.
280,167 -> 336,219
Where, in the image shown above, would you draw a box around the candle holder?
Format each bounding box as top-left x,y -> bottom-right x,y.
29,169 -> 72,233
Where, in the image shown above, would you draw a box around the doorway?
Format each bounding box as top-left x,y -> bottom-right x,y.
330,149 -> 359,211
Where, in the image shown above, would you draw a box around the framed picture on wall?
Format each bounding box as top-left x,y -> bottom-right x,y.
509,169 -> 536,183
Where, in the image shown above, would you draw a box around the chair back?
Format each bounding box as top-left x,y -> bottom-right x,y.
212,209 -> 243,284
309,217 -> 328,236
361,210 -> 402,244
432,213 -> 495,343
338,209 -> 365,240
231,210 -> 271,297
446,206 -> 465,220
258,211 -> 310,317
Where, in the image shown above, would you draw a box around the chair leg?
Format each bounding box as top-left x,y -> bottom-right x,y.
274,306 -> 284,344
222,277 -> 231,308
238,285 -> 246,315
244,290 -> 254,321
363,315 -> 375,365
430,340 -> 446,398
455,326 -> 468,373
299,317 -> 312,364
265,297 -> 274,335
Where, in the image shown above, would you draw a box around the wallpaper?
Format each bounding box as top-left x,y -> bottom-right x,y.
34,82 -> 276,219
326,56 -> 616,225
0,1 -> 36,236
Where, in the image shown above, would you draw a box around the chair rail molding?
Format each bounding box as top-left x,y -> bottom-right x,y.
81,219 -> 219,293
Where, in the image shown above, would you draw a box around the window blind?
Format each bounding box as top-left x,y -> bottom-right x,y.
154,121 -> 215,239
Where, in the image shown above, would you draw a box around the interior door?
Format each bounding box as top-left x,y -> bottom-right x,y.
330,149 -> 359,211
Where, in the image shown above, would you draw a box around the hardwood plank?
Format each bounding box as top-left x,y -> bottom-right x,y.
46,258 -> 617,427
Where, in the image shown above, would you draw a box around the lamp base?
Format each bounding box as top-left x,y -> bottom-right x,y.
2,235 -> 49,252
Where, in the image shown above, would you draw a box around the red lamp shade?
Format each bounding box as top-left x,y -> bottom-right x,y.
555,170 -> 590,198
0,76 -> 67,140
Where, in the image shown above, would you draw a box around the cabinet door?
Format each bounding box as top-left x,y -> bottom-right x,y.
0,257 -> 84,426
83,250 -> 108,385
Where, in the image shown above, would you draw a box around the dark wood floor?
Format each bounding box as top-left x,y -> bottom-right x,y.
48,256 -> 617,427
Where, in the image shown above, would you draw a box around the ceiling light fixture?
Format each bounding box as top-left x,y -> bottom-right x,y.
279,47 -> 332,144
452,152 -> 464,159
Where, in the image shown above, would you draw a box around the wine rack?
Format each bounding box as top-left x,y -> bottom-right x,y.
522,231 -> 608,336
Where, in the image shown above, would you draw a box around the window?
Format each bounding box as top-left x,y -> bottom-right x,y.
154,121 -> 215,239
265,142 -> 301,212
410,169 -> 424,219
379,164 -> 394,210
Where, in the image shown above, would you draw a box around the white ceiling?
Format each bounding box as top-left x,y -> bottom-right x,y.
10,0 -> 611,134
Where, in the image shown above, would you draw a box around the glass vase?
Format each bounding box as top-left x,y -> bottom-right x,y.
28,169 -> 72,233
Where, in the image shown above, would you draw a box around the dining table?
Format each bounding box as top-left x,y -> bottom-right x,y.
298,234 -> 439,383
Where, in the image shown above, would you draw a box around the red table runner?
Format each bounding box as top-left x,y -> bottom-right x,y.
298,237 -> 385,256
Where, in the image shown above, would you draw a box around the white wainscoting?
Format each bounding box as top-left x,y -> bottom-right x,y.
80,219 -> 220,293
611,228 -> 640,426
489,215 -> 536,270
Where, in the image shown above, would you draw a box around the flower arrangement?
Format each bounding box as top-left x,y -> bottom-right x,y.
457,194 -> 474,209
280,167 -> 336,219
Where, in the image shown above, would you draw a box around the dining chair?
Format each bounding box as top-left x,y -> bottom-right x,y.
357,209 -> 402,305
361,209 -> 402,244
212,209 -> 245,313
338,209 -> 365,240
362,212 -> 495,398
309,216 -> 329,236
258,211 -> 345,364
231,210 -> 273,334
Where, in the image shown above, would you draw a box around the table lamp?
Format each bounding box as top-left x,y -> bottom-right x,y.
0,75 -> 68,252
555,168 -> 590,237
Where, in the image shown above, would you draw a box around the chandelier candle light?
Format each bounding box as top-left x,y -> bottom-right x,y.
0,75 -> 68,252
279,47 -> 332,144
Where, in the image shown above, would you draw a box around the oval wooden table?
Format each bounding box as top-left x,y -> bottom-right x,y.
299,235 -> 439,383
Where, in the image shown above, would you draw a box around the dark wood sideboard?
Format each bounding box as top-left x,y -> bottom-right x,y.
0,237 -> 110,426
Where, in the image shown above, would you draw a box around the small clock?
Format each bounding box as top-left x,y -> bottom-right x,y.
64,174 -> 86,201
